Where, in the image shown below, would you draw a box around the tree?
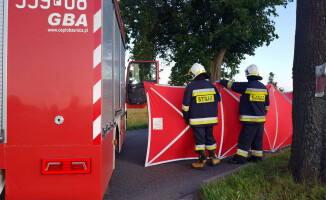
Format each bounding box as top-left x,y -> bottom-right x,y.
289,0 -> 326,182
119,0 -> 292,85
118,0 -> 175,61
268,72 -> 278,87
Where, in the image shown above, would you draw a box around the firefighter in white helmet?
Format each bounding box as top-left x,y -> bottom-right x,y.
182,63 -> 221,169
219,64 -> 270,164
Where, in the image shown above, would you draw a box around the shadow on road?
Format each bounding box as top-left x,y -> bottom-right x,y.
104,129 -> 244,200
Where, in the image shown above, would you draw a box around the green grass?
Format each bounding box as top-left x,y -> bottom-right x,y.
199,149 -> 326,200
126,123 -> 148,131
126,107 -> 149,131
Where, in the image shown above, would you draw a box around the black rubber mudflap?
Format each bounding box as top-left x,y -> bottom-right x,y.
0,187 -> 4,200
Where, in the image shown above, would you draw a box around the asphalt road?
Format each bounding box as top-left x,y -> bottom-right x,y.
104,129 -> 245,200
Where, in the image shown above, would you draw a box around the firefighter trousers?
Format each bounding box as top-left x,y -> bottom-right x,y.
237,124 -> 264,161
192,126 -> 217,152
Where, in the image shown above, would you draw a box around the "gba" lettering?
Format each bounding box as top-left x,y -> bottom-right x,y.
48,13 -> 87,27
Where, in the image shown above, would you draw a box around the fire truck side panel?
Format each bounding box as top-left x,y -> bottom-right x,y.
7,1 -> 94,146
5,0 -> 105,199
101,130 -> 114,197
100,1 -> 115,195
5,145 -> 102,199
102,0 -> 114,129
3,0 -> 126,198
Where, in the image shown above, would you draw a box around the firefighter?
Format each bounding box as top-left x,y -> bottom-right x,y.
182,63 -> 221,170
219,64 -> 270,164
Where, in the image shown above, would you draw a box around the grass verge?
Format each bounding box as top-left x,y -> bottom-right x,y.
126,123 -> 148,131
127,107 -> 148,131
199,149 -> 326,200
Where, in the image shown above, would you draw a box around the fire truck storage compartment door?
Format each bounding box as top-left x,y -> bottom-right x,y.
102,0 -> 114,127
0,0 -> 5,143
120,42 -> 125,112
114,18 -> 121,111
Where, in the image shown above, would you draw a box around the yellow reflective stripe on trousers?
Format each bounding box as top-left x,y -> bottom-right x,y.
237,152 -> 248,157
195,144 -> 205,151
192,88 -> 216,97
240,118 -> 266,122
252,150 -> 263,157
182,104 -> 189,111
206,144 -> 217,150
237,149 -> 248,158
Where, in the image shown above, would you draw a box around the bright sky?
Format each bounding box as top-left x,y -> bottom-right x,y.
235,1 -> 296,91
127,1 -> 297,91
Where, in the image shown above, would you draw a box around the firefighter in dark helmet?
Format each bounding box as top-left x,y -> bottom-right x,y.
219,64 -> 270,164
182,63 -> 221,170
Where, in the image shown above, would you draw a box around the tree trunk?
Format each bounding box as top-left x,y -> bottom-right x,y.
289,0 -> 326,182
210,49 -> 226,82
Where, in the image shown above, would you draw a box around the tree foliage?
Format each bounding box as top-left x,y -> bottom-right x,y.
268,72 -> 278,87
119,0 -> 292,85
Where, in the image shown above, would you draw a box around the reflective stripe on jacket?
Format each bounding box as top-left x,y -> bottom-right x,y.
182,75 -> 220,127
220,79 -> 269,124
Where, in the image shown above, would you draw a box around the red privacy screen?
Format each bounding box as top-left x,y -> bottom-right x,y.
144,82 -> 292,167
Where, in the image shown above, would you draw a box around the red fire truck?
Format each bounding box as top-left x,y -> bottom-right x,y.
0,0 -> 158,199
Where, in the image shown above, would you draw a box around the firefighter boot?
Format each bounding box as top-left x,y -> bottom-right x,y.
247,156 -> 257,162
247,156 -> 262,163
228,154 -> 246,164
192,150 -> 207,170
208,150 -> 220,166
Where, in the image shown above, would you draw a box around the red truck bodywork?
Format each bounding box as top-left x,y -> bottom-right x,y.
0,0 -> 126,199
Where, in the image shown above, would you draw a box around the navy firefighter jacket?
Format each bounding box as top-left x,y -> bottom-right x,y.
220,79 -> 270,124
182,74 -> 221,127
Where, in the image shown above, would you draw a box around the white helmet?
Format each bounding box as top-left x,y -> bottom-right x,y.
245,64 -> 262,79
188,63 -> 206,79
